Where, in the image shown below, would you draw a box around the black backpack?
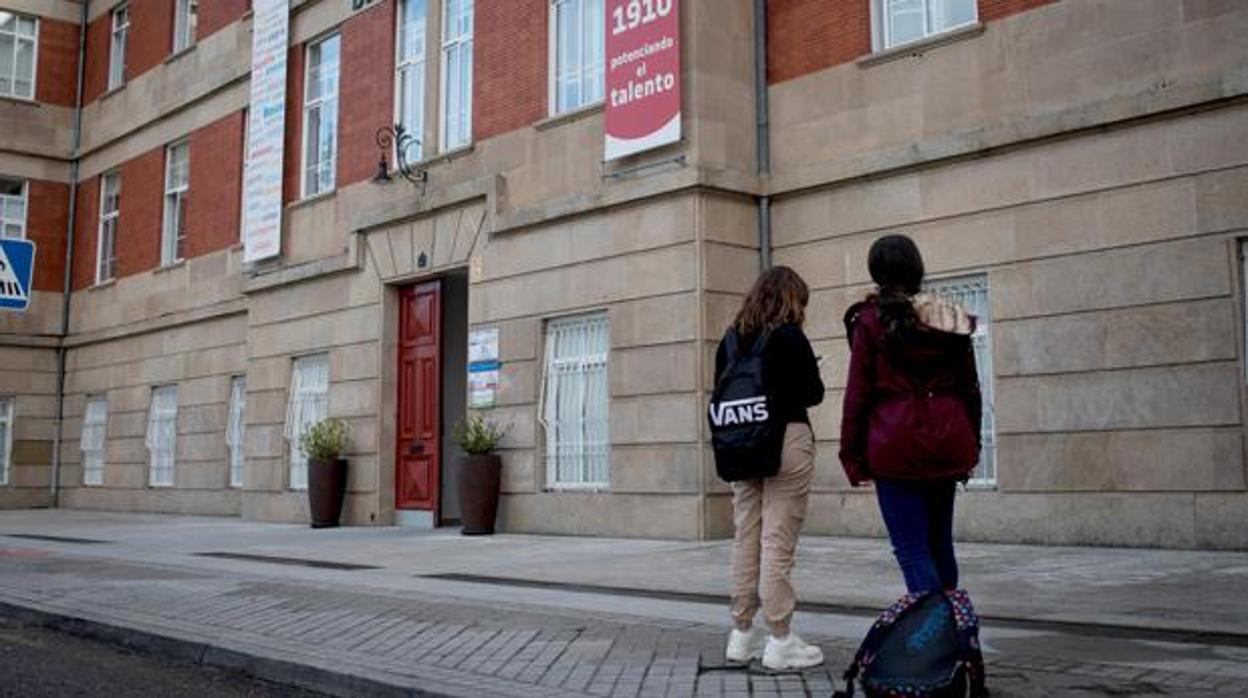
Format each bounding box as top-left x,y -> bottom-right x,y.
833,590 -> 988,698
708,328 -> 783,482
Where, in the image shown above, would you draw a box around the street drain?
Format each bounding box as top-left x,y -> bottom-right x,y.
194,552 -> 380,571
5,534 -> 110,545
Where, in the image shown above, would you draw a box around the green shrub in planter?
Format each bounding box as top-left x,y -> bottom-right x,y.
299,418 -> 350,461
451,415 -> 508,455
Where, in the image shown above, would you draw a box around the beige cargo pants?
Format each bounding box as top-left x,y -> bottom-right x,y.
729,422 -> 816,638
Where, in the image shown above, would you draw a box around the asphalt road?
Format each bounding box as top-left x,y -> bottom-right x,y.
0,618 -> 326,698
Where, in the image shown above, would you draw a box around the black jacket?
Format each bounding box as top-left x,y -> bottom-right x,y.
715,323 -> 825,427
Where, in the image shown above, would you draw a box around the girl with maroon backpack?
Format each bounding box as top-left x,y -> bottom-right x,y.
839,235 -> 982,595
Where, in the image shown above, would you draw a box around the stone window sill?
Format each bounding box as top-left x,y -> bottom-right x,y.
164,45 -> 197,65
100,83 -> 127,102
535,102 -> 604,132
858,22 -> 985,69
288,189 -> 336,211
88,278 -> 116,292
153,259 -> 186,274
0,95 -> 39,108
420,143 -> 475,167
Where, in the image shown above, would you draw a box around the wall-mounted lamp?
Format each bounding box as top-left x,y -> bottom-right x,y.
374,124 -> 428,195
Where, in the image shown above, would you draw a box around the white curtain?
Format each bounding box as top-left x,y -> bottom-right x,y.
285,355 -> 329,490
0,397 -> 12,485
542,314 -> 609,489
82,397 -> 109,486
227,377 -> 246,488
146,386 -> 178,487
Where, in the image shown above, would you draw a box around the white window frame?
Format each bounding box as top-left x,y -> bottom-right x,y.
0,11 -> 39,101
284,354 -> 329,491
0,397 -> 13,486
872,0 -> 978,51
81,396 -> 109,487
925,273 -> 996,487
108,4 -> 129,90
438,0 -> 473,152
172,0 -> 198,54
0,178 -> 27,239
97,171 -> 120,283
548,0 -> 604,116
395,0 -> 428,164
540,312 -> 610,490
162,140 -> 189,266
146,385 -> 178,488
301,33 -> 340,198
227,375 -> 246,488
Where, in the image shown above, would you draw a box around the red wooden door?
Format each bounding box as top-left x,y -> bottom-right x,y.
396,281 -> 441,514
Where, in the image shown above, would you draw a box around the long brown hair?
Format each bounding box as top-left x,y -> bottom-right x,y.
734,266 -> 810,336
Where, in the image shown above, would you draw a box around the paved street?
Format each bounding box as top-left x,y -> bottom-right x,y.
1,511 -> 1247,697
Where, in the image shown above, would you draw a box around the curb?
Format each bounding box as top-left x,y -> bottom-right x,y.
0,600 -> 451,698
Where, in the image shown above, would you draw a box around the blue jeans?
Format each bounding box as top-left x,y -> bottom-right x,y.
875,478 -> 958,594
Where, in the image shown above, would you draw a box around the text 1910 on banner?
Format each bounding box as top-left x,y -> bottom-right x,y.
604,0 -> 681,160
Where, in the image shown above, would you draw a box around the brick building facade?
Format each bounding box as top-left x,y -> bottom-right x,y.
1,0 -> 1245,548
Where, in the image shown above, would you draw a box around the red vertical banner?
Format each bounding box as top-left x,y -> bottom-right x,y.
604,0 -> 681,160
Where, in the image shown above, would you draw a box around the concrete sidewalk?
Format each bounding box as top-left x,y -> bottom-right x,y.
1,510 -> 1247,697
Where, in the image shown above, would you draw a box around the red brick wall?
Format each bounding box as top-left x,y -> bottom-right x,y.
768,0 -> 871,85
474,0 -> 547,141
26,181 -> 69,293
767,0 -> 1059,85
128,0 -> 174,79
186,111 -> 245,258
82,13 -> 110,104
36,18 -> 79,107
339,4 -> 395,187
197,0 -> 251,41
72,175 -> 99,291
282,45 -> 305,204
117,148 -> 165,279
979,0 -> 1057,22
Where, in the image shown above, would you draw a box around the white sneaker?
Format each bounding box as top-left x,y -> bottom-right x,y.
762,633 -> 824,671
725,626 -> 766,664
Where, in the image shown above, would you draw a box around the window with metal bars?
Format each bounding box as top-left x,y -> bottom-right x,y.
0,397 -> 12,486
81,396 -> 108,486
541,313 -> 610,490
874,0 -> 977,50
227,376 -> 246,488
0,11 -> 38,100
550,0 -> 604,115
285,354 -> 329,490
924,274 -> 996,486
146,386 -> 178,487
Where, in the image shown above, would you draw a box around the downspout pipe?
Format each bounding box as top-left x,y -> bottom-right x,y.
754,0 -> 772,271
51,0 -> 89,507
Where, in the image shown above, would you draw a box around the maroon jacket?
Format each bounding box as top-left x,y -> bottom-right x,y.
838,297 -> 982,486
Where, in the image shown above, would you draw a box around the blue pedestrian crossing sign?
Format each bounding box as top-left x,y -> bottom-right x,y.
0,238 -> 36,312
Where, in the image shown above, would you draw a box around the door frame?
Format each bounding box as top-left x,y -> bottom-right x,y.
395,279 -> 442,521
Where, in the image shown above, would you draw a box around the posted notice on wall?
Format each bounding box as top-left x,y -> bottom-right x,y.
468,328 -> 501,409
242,0 -> 289,264
604,0 -> 682,160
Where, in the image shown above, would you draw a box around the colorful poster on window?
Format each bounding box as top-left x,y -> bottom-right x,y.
468,328 -> 501,409
242,0 -> 289,264
604,0 -> 681,160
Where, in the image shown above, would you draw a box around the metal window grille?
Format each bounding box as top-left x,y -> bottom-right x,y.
97,172 -> 120,283
439,0 -> 473,151
146,386 -> 178,488
303,34 -> 340,197
0,12 -> 38,100
542,313 -> 610,490
878,0 -> 976,50
227,376 -> 246,488
550,0 -> 604,115
396,0 -> 427,162
0,397 -> 12,486
924,274 -> 996,486
173,0 -> 198,53
109,5 -> 128,90
0,178 -> 26,239
285,354 -> 329,490
162,142 -> 189,265
81,396 -> 108,487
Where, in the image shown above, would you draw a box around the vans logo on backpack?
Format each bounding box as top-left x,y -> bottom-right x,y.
708,396 -> 770,427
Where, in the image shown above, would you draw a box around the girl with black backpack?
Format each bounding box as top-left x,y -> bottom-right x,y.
713,266 -> 826,671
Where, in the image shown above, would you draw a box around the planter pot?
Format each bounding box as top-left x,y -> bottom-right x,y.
457,454 -> 502,535
308,458 -> 348,528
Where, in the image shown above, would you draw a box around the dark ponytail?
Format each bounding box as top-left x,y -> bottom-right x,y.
867,235 -> 925,341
